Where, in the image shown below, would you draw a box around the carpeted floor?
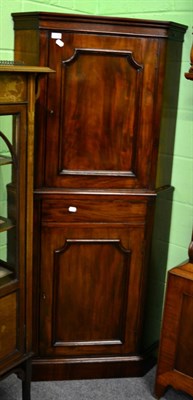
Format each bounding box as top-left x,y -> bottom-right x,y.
0,366 -> 192,400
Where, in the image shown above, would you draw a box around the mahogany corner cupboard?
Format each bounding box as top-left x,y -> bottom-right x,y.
154,44 -> 193,400
12,13 -> 187,381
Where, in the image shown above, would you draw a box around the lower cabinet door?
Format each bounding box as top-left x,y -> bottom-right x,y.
39,223 -> 147,357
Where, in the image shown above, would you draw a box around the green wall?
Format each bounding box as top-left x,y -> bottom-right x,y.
0,0 -> 193,347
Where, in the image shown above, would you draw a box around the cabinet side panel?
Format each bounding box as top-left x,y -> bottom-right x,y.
156,39 -> 184,188
175,293 -> 193,376
14,31 -> 40,65
0,293 -> 17,360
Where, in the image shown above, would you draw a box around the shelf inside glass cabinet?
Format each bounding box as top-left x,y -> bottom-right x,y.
0,216 -> 15,232
0,155 -> 12,165
0,260 -> 14,285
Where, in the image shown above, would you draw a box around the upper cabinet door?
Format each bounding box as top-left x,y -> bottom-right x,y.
45,33 -> 160,189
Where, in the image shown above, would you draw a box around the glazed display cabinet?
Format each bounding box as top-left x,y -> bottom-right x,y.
0,65 -> 51,399
12,12 -> 187,381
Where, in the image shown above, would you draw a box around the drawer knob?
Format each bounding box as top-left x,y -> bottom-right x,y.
68,206 -> 77,213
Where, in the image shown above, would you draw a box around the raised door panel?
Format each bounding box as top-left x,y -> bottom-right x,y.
44,33 -> 160,189
60,50 -> 140,174
53,239 -> 130,344
39,223 -> 146,357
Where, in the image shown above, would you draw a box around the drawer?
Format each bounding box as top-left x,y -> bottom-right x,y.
41,197 -> 148,223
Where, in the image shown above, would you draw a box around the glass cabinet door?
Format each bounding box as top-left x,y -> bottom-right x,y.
0,106 -> 26,287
